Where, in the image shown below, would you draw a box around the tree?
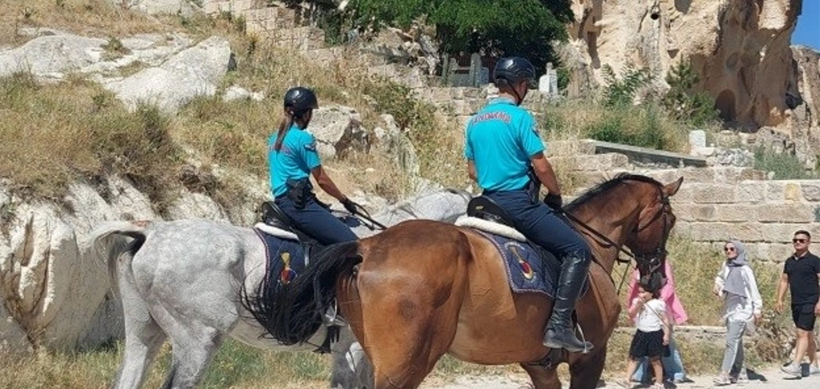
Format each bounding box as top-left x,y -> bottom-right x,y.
338,0 -> 574,73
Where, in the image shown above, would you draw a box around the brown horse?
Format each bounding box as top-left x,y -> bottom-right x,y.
244,174 -> 683,389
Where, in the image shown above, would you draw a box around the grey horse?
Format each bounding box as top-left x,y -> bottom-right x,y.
90,189 -> 472,389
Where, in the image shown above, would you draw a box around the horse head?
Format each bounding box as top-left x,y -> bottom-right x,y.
566,173 -> 683,292
623,176 -> 683,293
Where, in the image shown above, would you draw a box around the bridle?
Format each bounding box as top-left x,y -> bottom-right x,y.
561,180 -> 673,276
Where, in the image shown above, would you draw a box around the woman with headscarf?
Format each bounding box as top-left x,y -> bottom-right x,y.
712,240 -> 763,386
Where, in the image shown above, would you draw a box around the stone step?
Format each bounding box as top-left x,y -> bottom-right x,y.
550,153 -> 632,172
637,167 -> 767,185
592,140 -> 706,168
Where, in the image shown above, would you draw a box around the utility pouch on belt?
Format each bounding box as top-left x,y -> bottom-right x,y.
526,168 -> 541,204
286,178 -> 313,210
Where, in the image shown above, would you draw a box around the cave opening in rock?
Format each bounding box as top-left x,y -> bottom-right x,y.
715,89 -> 737,121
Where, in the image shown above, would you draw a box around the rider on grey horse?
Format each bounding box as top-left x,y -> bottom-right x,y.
269,87 -> 359,245
464,57 -> 594,353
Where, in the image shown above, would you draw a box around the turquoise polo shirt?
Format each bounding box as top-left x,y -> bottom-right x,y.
464,97 -> 545,192
268,125 -> 321,197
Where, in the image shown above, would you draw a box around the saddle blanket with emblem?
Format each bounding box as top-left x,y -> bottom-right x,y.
475,230 -> 588,299
254,227 -> 306,286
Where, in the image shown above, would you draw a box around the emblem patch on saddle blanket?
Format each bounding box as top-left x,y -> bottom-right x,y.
253,227 -> 306,285
475,231 -> 589,298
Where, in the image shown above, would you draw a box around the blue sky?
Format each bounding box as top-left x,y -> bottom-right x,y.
793,1 -> 819,49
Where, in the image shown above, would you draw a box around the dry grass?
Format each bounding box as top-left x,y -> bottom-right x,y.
0,0 -> 169,46
0,72 -> 181,209
0,339 -> 522,389
536,99 -> 690,153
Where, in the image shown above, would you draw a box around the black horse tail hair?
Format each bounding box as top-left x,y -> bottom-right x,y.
241,241 -> 362,346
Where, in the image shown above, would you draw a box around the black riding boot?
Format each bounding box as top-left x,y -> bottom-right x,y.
543,254 -> 594,353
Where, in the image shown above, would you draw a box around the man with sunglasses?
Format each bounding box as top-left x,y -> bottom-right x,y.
776,230 -> 820,377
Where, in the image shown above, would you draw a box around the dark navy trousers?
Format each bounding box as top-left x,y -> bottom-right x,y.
484,189 -> 591,261
275,196 -> 357,245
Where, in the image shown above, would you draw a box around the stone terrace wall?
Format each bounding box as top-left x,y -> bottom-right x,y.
203,0 -> 326,50
665,176 -> 820,262
548,141 -> 820,263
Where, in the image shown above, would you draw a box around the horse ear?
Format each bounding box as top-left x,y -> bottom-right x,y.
663,177 -> 684,197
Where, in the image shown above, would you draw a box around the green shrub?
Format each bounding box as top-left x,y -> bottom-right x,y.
585,103 -> 680,151
601,64 -> 653,108
662,59 -> 719,127
753,148 -> 818,179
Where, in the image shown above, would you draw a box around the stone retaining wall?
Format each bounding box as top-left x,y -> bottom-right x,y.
548,141 -> 820,263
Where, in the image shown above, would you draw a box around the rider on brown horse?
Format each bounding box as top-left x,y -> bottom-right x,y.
464,57 -> 594,353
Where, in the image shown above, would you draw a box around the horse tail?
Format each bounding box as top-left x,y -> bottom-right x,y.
241,241 -> 361,346
89,221 -> 147,297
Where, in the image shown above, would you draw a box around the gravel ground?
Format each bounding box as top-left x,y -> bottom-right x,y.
421,364 -> 820,389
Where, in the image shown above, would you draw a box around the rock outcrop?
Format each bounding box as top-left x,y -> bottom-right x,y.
792,46 -> 820,143
0,172 -> 264,352
104,36 -> 233,113
565,0 -> 802,128
309,104 -> 371,159
0,30 -> 112,79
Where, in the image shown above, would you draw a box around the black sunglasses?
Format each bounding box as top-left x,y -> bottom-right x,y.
793,238 -> 808,243
724,247 -> 735,252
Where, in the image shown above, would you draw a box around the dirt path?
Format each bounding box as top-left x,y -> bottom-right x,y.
421,365 -> 820,389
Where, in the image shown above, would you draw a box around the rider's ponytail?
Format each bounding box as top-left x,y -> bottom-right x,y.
274,111 -> 294,151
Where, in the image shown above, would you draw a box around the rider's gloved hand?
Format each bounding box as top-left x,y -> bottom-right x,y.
543,193 -> 563,212
341,197 -> 358,214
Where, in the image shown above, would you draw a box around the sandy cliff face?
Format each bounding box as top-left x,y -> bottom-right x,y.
564,0 -> 802,129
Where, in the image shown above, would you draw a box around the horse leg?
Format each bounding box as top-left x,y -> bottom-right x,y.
520,363 -> 562,389
110,254 -> 167,389
568,345 -> 607,389
145,291 -> 229,389
331,328 -> 373,388
158,320 -> 225,389
358,283 -> 459,389
112,310 -> 166,389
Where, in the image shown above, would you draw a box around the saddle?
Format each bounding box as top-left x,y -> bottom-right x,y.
260,201 -> 325,244
257,201 -> 340,353
458,196 -> 589,298
466,196 -> 516,227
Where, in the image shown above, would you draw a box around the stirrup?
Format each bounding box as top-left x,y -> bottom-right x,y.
544,325 -> 593,354
322,298 -> 346,327
575,322 -> 592,354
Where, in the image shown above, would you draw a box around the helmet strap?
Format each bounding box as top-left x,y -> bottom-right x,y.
498,79 -> 525,106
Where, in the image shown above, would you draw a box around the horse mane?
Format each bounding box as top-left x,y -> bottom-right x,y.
565,173 -> 662,211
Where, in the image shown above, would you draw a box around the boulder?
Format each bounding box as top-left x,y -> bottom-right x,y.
223,85 -> 265,102
0,164 -> 270,352
309,104 -> 371,159
0,33 -> 107,79
104,36 -> 232,113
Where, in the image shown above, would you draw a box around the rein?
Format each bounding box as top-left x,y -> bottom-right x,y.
558,182 -> 672,292
350,203 -> 387,230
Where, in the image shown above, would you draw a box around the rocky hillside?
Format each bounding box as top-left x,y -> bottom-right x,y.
564,0 -> 813,133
